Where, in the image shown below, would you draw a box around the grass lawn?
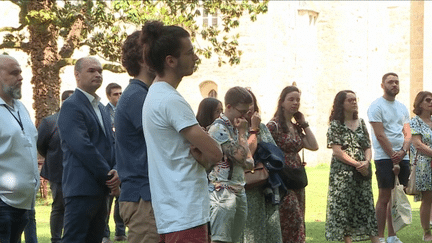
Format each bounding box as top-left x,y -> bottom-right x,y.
305,163 -> 422,242
32,163 -> 422,242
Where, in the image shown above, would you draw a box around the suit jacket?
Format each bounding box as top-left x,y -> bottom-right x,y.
38,112 -> 63,183
58,89 -> 115,198
105,103 -> 115,130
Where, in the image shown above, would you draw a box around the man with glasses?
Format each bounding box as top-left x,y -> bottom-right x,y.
207,86 -> 255,243
367,72 -> 411,243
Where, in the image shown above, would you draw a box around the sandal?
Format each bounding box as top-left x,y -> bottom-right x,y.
423,228 -> 432,241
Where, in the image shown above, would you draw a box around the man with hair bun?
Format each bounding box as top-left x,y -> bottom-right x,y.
115,30 -> 158,243
141,21 -> 223,242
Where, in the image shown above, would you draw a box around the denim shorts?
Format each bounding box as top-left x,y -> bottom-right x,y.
374,159 -> 410,188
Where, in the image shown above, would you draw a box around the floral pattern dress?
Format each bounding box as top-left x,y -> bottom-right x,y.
267,118 -> 306,243
410,116 -> 432,201
241,123 -> 283,243
325,119 -> 378,241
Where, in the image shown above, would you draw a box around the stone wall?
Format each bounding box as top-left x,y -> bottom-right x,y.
0,1 -> 417,166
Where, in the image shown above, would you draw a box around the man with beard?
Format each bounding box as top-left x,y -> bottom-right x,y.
367,72 -> 411,243
58,57 -> 120,243
141,21 -> 223,242
0,55 -> 39,243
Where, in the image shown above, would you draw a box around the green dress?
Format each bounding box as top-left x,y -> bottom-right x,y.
325,119 -> 378,241
241,123 -> 283,243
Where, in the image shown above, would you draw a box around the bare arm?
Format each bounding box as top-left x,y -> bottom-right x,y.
302,126 -> 319,151
247,111 -> 261,155
412,134 -> 432,157
181,124 -> 223,170
370,122 -> 396,160
331,145 -> 361,167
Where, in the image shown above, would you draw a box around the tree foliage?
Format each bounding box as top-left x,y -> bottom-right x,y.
0,0 -> 268,125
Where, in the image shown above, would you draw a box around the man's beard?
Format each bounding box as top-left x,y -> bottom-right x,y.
384,87 -> 399,98
3,84 -> 21,99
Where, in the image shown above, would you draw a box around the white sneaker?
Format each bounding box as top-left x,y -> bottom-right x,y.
379,238 -> 386,243
387,236 -> 403,243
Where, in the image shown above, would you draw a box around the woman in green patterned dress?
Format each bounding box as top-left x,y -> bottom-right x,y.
326,90 -> 379,243
409,91 -> 432,241
242,89 -> 283,243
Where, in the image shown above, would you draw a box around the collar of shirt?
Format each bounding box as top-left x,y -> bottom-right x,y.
77,87 -> 101,108
108,102 -> 116,111
0,96 -> 16,110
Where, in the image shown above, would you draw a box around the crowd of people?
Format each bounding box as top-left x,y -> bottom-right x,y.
2,21 -> 432,243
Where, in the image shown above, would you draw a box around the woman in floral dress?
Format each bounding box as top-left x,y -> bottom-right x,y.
267,86 -> 318,243
410,91 -> 432,241
242,89 -> 283,243
325,90 -> 379,243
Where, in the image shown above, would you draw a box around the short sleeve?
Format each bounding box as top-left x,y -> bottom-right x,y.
410,116 -> 422,136
266,120 -> 279,142
327,120 -> 343,148
164,95 -> 198,133
359,118 -> 371,149
367,101 -> 382,123
208,122 -> 230,145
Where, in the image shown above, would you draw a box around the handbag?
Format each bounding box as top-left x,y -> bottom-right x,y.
391,177 -> 412,232
279,149 -> 308,190
244,162 -> 269,189
406,152 -> 419,196
246,142 -> 285,190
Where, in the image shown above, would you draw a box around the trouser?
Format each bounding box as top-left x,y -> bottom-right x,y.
0,198 -> 29,243
50,182 -> 64,243
104,195 -> 126,238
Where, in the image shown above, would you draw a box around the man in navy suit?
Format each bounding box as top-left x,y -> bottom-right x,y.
58,57 -> 120,243
103,82 -> 126,243
37,90 -> 73,243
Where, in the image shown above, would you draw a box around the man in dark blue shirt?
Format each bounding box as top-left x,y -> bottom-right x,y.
115,30 -> 158,243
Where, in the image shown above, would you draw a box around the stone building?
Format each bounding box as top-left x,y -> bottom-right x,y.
1,1 -> 429,166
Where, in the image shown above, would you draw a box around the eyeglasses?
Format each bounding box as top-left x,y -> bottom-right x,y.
233,107 -> 249,115
425,98 -> 432,103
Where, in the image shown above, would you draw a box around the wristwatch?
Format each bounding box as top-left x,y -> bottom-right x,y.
401,148 -> 407,155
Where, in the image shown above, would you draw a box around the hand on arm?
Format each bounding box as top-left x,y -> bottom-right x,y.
370,122 -> 399,163
181,124 -> 223,170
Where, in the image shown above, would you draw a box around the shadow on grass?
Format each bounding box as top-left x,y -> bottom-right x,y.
305,209 -> 424,242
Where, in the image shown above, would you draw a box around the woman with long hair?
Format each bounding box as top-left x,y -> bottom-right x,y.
196,97 -> 223,130
266,86 -> 318,243
242,89 -> 283,243
409,91 -> 432,241
325,90 -> 379,243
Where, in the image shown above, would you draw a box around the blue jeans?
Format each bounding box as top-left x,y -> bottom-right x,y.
19,208 -> 38,243
50,182 -> 64,243
104,195 -> 126,238
0,198 -> 29,243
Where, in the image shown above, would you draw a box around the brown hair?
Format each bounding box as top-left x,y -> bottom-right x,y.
273,86 -> 300,133
413,91 -> 432,115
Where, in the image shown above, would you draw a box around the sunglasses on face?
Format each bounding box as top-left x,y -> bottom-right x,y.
425,98 -> 432,103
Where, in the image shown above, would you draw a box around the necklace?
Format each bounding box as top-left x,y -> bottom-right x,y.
2,104 -> 24,133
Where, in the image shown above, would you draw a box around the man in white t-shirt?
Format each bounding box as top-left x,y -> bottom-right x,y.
367,72 -> 411,243
141,21 -> 223,243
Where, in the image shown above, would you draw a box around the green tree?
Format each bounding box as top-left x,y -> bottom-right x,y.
0,0 -> 268,125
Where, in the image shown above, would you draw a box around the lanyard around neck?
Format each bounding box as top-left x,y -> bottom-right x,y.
3,104 -> 24,132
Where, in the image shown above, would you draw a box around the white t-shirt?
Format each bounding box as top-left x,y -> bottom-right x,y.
142,82 -> 209,234
367,96 -> 409,160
